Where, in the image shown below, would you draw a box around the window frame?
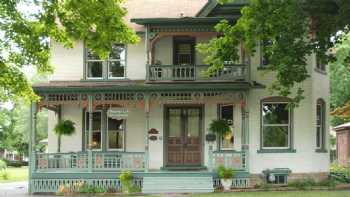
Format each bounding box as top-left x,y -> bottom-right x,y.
260,39 -> 272,68
260,97 -> 293,151
84,110 -> 103,151
106,117 -> 126,151
218,104 -> 235,151
316,99 -> 326,151
84,44 -> 127,80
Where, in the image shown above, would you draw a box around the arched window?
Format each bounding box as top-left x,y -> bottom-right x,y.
316,99 -> 326,150
260,97 -> 293,151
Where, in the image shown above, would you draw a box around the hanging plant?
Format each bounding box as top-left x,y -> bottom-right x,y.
209,119 -> 231,137
54,120 -> 76,152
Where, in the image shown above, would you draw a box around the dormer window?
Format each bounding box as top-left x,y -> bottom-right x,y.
85,44 -> 126,79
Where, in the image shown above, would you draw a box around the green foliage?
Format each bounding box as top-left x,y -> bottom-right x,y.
0,160 -> 7,171
119,170 -> 133,193
217,165 -> 235,179
0,0 -> 139,103
209,119 -> 231,137
54,120 -> 75,136
198,0 -> 350,106
0,170 -> 9,180
330,163 -> 350,183
288,177 -> 316,190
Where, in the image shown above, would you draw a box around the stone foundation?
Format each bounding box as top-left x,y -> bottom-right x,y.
249,172 -> 329,187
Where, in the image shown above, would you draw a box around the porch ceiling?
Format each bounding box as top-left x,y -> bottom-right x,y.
32,80 -> 261,94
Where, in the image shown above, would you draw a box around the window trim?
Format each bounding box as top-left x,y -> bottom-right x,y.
106,117 -> 126,151
218,104 -> 235,151
85,110 -> 103,151
259,97 -> 294,152
84,44 -> 127,80
316,98 -> 327,152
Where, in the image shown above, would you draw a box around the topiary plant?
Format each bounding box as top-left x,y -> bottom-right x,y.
217,165 -> 235,180
119,171 -> 133,193
54,120 -> 75,152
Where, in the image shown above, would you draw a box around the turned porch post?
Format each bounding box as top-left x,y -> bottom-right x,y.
87,95 -> 93,172
144,94 -> 150,172
241,92 -> 249,171
56,105 -> 62,153
29,102 -> 38,194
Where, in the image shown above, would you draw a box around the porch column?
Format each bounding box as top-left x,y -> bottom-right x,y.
241,92 -> 249,171
29,102 -> 38,194
87,95 -> 93,172
144,94 -> 150,172
56,105 -> 62,153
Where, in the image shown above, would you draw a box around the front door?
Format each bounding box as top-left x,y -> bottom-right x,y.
165,106 -> 203,167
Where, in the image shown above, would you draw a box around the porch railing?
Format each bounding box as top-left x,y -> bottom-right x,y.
212,150 -> 247,171
35,151 -> 145,172
147,64 -> 248,81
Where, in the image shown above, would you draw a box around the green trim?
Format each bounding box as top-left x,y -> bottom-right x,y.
257,149 -> 296,154
131,17 -> 237,25
315,148 -> 328,153
262,168 -> 291,175
33,83 -> 252,93
196,0 -> 218,17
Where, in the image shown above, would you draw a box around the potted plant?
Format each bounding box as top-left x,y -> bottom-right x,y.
209,119 -> 231,147
218,166 -> 235,191
54,120 -> 75,152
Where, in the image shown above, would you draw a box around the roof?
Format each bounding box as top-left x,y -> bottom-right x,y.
32,80 -> 257,93
334,122 -> 350,132
131,17 -> 238,26
123,0 -> 208,32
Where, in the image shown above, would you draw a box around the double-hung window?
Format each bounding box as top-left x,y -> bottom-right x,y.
260,39 -> 272,67
218,104 -> 234,150
85,111 -> 103,150
316,99 -> 326,150
261,99 -> 291,149
107,117 -> 125,151
85,44 -> 126,79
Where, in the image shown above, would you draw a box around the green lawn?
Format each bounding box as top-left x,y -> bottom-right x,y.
0,166 -> 28,183
193,191 -> 350,197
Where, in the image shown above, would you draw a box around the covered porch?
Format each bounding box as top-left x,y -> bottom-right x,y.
29,81 -> 253,193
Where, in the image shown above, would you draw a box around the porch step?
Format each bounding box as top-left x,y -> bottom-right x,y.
142,175 -> 214,194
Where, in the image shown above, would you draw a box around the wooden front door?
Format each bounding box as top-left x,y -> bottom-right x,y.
165,106 -> 203,167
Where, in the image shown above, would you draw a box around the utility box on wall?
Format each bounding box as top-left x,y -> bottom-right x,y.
334,123 -> 350,167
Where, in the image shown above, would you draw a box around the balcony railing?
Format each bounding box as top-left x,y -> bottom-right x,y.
147,64 -> 248,82
212,150 -> 247,171
35,151 -> 145,172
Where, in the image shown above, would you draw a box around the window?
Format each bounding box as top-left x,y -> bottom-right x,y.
173,37 -> 195,65
266,174 -> 288,185
219,104 -> 234,150
261,98 -> 291,149
85,111 -> 102,150
316,99 -> 326,149
85,44 -> 126,79
107,117 -> 125,150
260,40 -> 272,67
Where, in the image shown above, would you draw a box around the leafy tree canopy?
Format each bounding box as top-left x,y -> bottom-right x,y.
0,0 -> 139,103
198,0 -> 350,105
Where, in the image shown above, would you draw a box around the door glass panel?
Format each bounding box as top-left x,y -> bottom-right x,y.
169,109 -> 182,137
187,109 -> 200,137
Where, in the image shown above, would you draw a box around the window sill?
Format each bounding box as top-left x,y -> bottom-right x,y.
315,148 -> 328,153
314,68 -> 327,75
257,149 -> 296,154
81,78 -> 129,82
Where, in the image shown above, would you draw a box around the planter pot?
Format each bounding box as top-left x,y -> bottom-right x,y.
221,179 -> 232,191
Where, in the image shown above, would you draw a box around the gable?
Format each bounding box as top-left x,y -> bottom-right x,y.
196,0 -> 248,17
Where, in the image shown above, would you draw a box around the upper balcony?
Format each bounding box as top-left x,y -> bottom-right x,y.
146,64 -> 248,82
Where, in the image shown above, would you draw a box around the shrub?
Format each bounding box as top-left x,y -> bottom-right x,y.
0,160 -> 7,171
217,166 -> 235,179
288,178 -> 316,190
119,171 -> 133,193
330,163 -> 350,183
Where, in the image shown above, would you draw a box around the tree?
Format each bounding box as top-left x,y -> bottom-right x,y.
0,0 -> 139,103
198,0 -> 350,105
330,31 -> 350,125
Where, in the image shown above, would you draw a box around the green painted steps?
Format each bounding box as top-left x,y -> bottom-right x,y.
142,175 -> 214,194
